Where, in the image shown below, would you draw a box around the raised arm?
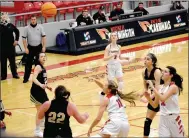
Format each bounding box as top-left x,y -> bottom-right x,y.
144,91 -> 159,108
144,80 -> 159,108
92,79 -> 104,89
40,25 -> 46,52
153,85 -> 177,102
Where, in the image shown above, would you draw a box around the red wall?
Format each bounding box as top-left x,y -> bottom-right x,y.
1,2 -> 24,12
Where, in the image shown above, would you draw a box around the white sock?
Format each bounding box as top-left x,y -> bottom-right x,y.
118,81 -> 124,92
40,118 -> 45,130
35,125 -> 40,131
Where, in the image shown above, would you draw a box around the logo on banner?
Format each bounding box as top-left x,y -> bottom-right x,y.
80,32 -> 96,46
138,18 -> 171,33
176,15 -> 182,23
174,15 -> 186,28
84,32 -> 90,41
96,25 -> 135,40
96,28 -> 110,40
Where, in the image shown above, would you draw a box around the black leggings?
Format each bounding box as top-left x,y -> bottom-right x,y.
23,44 -> 42,81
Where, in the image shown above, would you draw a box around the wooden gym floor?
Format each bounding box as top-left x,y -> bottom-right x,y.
1,33 -> 188,137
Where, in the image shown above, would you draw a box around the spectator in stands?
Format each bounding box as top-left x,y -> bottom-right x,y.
22,15 -> 46,83
170,1 -> 184,11
0,12 -> 20,80
109,3 -> 124,21
133,2 -> 149,15
76,9 -> 93,26
93,6 -> 106,24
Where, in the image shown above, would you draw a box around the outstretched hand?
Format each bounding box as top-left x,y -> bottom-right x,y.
46,86 -> 52,91
144,91 -> 151,99
5,111 -> 12,116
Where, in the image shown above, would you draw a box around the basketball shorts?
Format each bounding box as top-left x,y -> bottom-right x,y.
106,63 -> 123,80
147,97 -> 160,112
30,87 -> 49,105
99,119 -> 130,137
159,114 -> 185,137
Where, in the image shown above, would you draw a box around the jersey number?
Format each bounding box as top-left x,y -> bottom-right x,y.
48,112 -> 65,124
116,99 -> 123,108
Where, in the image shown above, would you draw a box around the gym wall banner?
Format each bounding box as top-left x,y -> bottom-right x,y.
73,10 -> 188,48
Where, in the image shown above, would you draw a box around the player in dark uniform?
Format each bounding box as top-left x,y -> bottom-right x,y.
38,85 -> 89,138
139,53 -> 162,138
0,100 -> 12,130
30,52 -> 51,137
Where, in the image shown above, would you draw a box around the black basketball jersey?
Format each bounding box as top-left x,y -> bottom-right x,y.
32,64 -> 47,89
144,67 -> 159,89
44,99 -> 72,138
144,67 -> 163,88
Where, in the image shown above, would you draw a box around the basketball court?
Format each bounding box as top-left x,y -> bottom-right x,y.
1,33 -> 188,137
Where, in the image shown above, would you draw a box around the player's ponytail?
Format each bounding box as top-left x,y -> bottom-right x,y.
108,80 -> 137,106
55,85 -> 70,100
167,66 -> 183,95
117,91 -> 137,106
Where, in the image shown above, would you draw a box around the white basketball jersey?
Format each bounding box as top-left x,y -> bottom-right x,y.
106,94 -> 127,120
107,44 -> 120,65
159,85 -> 180,116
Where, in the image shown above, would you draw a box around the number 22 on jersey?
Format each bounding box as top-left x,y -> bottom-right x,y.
48,112 -> 65,124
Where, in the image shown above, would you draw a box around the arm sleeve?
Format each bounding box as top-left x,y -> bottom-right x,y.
40,25 -> 46,37
22,26 -> 28,39
12,24 -> 20,41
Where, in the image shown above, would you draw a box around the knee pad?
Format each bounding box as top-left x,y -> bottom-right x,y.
144,118 -> 152,136
118,81 -> 124,92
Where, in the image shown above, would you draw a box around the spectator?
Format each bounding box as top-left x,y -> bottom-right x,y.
76,9 -> 93,26
0,12 -> 20,80
133,2 -> 149,15
93,6 -> 106,24
170,1 -> 184,11
109,3 -> 124,21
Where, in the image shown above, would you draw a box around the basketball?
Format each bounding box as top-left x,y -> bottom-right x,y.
41,2 -> 57,18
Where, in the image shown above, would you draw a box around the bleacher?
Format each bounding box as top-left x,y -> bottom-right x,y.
1,1 -> 124,26
2,1 -> 188,56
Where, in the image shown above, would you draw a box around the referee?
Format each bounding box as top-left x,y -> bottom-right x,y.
22,15 -> 46,83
